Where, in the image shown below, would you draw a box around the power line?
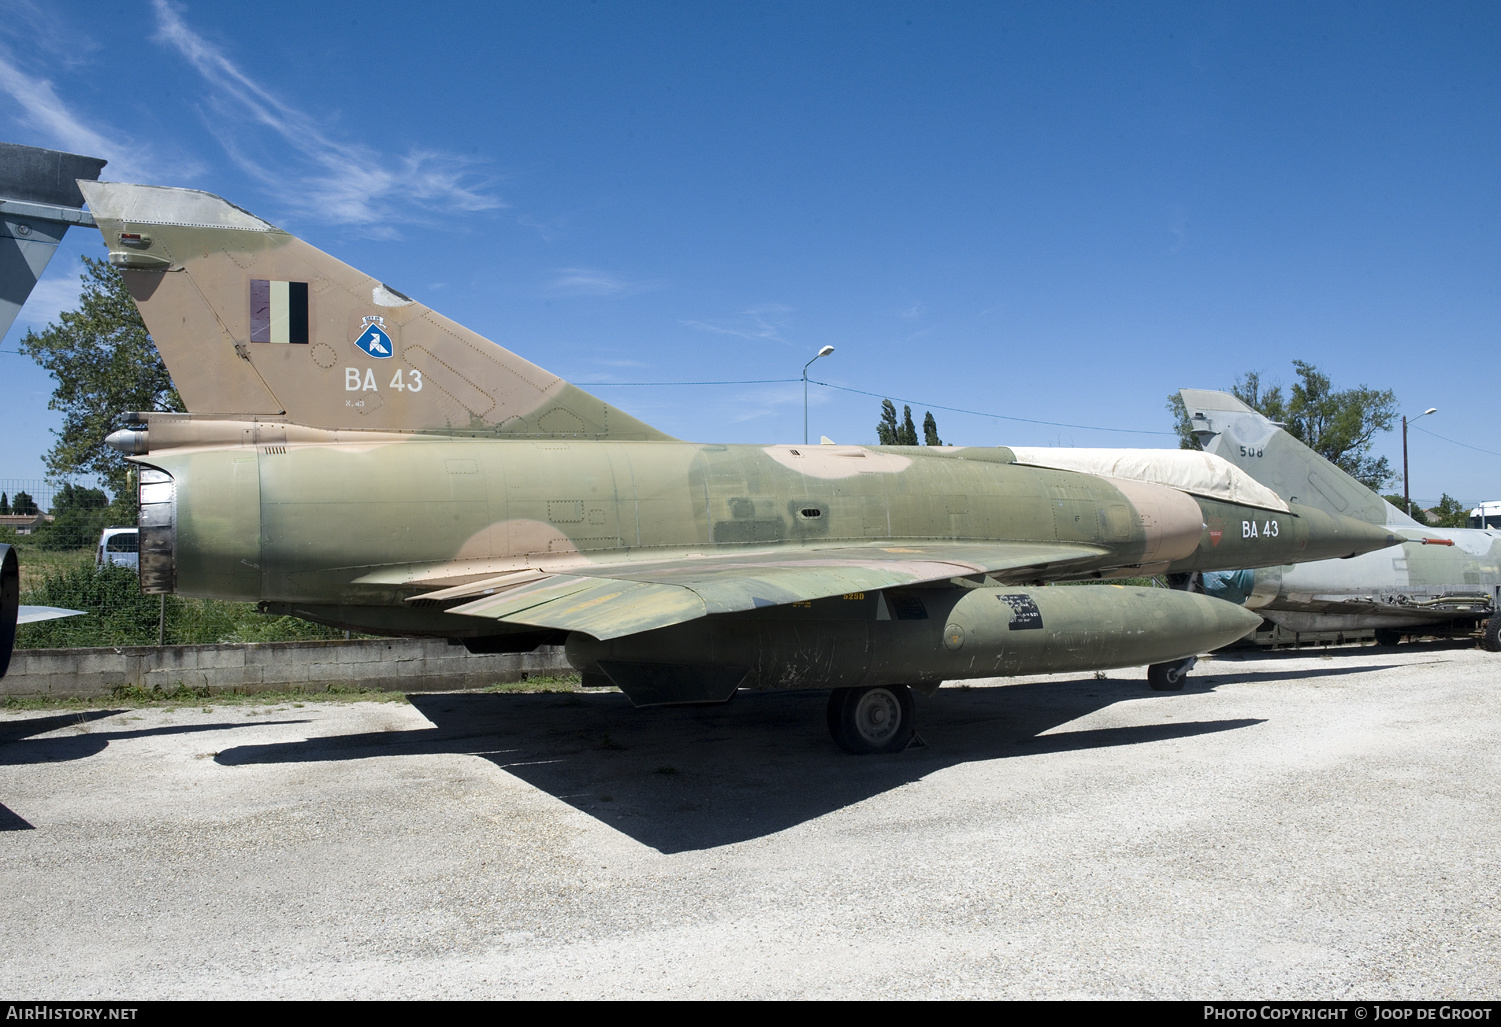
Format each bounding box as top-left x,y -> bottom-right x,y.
807,379 -> 1177,436
577,378 -> 800,386
1413,424 -> 1501,460
580,375 -> 1177,437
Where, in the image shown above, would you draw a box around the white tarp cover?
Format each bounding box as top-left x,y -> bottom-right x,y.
1007,447 -> 1290,513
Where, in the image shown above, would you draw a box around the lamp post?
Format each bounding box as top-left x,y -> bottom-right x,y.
802,345 -> 835,444
1402,407 -> 1437,517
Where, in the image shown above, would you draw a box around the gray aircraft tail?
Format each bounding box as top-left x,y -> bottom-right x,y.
0,143 -> 106,341
1178,389 -> 1418,529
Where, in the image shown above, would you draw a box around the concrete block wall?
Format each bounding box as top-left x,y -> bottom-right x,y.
1,639 -> 575,699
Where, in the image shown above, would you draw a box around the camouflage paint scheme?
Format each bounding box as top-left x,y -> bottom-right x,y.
1182,389 -> 1501,640
78,181 -> 1398,718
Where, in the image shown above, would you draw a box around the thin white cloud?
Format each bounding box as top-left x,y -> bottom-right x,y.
544,268 -> 663,298
681,305 -> 794,345
518,213 -> 573,243
150,0 -> 501,229
725,384 -> 817,425
0,38 -> 167,181
0,57 -> 117,159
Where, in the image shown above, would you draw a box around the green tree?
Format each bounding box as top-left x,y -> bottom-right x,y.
922,411 -> 943,446
877,399 -> 900,445
1429,494 -> 1471,528
53,483 -> 109,513
19,256 -> 183,504
1167,362 -> 1397,490
11,491 -> 38,516
876,400 -> 940,445
30,483 -> 116,550
0,493 -> 8,515
1282,361 -> 1397,490
898,405 -> 918,445
1167,394 -> 1200,450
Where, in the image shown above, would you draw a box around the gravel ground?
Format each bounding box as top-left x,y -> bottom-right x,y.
3,643 -> 1498,1000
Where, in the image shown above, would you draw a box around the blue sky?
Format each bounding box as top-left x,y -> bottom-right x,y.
3,1 -> 1498,506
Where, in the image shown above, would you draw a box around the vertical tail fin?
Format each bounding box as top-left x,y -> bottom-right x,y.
1178,388 -> 1416,528
78,181 -> 673,440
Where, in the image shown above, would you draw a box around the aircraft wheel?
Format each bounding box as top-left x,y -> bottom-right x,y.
1482,614 -> 1501,653
1147,657 -> 1195,692
827,684 -> 915,754
1373,627 -> 1403,647
0,545 -> 17,680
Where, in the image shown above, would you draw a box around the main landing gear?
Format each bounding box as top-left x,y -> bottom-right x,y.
1147,656 -> 1196,691
827,684 -> 916,754
1483,613 -> 1501,653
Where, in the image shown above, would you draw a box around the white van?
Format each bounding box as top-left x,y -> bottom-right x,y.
96,527 -> 139,570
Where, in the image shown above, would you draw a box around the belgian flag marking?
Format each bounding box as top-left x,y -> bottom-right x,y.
250,280 -> 309,344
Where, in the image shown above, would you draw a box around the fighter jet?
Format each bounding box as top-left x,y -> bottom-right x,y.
65,179 -> 1399,751
1181,389 -> 1501,651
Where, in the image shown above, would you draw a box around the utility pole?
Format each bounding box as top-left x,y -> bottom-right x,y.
1402,407 -> 1438,517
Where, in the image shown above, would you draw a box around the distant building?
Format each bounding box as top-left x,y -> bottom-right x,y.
0,513 -> 53,535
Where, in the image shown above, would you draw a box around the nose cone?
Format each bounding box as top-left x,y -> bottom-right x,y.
1292,504 -> 1400,563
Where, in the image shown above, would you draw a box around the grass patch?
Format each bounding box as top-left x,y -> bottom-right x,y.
478,673 -> 587,694
14,559 -> 363,649
11,547 -> 95,590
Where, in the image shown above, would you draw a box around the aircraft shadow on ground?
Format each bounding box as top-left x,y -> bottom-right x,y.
1193,663 -> 1400,687
1218,638 -> 1478,661
0,711 -> 312,767
0,712 -> 313,832
0,801 -> 34,831
208,673 -> 1323,854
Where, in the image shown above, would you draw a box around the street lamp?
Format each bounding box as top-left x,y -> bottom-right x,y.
1402,407 -> 1438,517
802,345 -> 835,444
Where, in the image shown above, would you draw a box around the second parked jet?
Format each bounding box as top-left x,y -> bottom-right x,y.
1181,389 -> 1501,651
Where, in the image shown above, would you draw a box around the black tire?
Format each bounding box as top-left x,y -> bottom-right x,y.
827,684 -> 916,755
1147,657 -> 1194,692
1373,627 -> 1403,647
0,545 -> 17,680
1483,614 -> 1501,653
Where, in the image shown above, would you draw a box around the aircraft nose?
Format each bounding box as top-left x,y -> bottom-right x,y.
1287,505 -> 1399,563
